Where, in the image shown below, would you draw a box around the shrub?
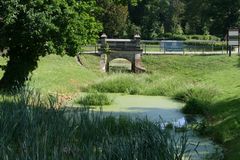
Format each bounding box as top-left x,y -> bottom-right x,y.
174,86 -> 217,115
184,41 -> 227,51
77,92 -> 113,106
162,33 -> 187,40
161,33 -> 221,41
190,35 -> 220,41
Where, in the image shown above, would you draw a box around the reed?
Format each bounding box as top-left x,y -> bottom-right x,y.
0,89 -> 192,159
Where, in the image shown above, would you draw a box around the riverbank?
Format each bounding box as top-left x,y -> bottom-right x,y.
84,54 -> 240,159
0,54 -> 240,159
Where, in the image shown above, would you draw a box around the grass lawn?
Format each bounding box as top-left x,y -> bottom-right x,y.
0,54 -> 240,159
29,54 -> 104,94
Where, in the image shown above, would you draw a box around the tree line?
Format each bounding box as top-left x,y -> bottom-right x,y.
98,0 -> 240,39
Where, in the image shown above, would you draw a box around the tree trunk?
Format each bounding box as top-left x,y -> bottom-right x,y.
0,49 -> 38,90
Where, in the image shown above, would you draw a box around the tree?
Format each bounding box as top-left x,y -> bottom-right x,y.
0,0 -> 102,89
97,0 -> 134,38
208,0 -> 240,37
97,0 -> 129,37
165,0 -> 185,34
129,0 -> 185,39
139,0 -> 169,39
184,0 -> 210,34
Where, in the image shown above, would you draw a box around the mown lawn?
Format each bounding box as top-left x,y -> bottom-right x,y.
0,54 -> 240,159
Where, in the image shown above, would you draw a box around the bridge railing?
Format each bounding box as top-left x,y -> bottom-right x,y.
81,39 -> 228,55
140,40 -> 227,55
103,39 -> 141,51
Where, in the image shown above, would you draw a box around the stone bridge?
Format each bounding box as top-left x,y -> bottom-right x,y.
99,34 -> 145,72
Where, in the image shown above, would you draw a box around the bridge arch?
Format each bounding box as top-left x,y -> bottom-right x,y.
99,34 -> 145,73
108,58 -> 133,72
108,54 -> 135,63
107,53 -> 136,72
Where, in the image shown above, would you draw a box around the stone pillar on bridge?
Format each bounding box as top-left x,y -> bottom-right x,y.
100,33 -> 107,72
134,34 -> 141,72
134,34 -> 141,48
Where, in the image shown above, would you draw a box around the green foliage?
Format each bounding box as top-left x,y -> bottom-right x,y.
142,77 -> 182,96
94,0 -> 240,39
0,89 -> 191,159
207,0 -> 240,36
125,21 -> 141,37
174,24 -> 184,35
174,86 -> 217,115
128,0 -> 240,38
162,33 -> 188,40
77,92 -> 113,106
162,33 -> 221,41
140,0 -> 169,39
0,0 -> 102,88
109,0 -> 141,6
188,35 -> 220,41
89,74 -> 140,94
184,23 -> 191,35
97,0 -> 129,37
185,41 -> 227,51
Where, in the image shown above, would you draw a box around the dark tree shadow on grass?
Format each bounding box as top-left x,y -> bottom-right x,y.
209,98 -> 240,144
237,57 -> 240,68
213,97 -> 240,159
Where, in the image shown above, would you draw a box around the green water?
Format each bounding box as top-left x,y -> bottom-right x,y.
100,94 -> 185,122
72,94 -> 223,160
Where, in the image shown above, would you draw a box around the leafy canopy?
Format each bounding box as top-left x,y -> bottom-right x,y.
0,0 -> 102,56
0,0 -> 102,88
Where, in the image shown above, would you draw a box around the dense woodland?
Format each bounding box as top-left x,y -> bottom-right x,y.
97,0 -> 240,39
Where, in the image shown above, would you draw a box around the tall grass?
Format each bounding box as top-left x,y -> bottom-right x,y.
76,92 -> 113,106
174,85 -> 217,115
89,74 -> 142,94
142,76 -> 185,96
0,89 -> 192,159
87,70 -> 218,116
87,73 -> 185,96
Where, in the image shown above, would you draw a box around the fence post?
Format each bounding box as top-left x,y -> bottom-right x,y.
202,43 -> 204,54
183,47 -> 185,55
194,42 -> 196,54
95,44 -> 97,54
145,43 -> 147,54
212,41 -> 214,53
163,42 -> 166,54
159,41 -> 161,53
222,42 -> 224,54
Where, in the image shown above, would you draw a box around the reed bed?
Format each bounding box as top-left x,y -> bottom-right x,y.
0,89 -> 192,160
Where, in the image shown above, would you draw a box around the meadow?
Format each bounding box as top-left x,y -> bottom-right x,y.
0,54 -> 240,159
